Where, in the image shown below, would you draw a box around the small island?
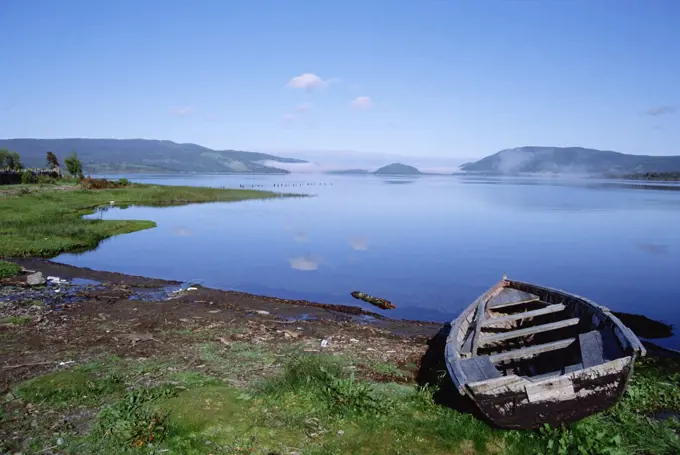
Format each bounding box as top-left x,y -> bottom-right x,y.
373,163 -> 422,175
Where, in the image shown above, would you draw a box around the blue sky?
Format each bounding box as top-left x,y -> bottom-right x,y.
1,0 -> 678,159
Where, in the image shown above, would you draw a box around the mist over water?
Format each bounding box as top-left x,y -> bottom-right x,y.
56,173 -> 680,349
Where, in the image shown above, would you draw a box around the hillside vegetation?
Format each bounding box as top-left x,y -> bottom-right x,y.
461,147 -> 680,175
0,139 -> 307,174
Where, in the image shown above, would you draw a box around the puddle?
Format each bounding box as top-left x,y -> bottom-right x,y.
285,313 -> 318,322
127,284 -> 188,301
71,278 -> 101,286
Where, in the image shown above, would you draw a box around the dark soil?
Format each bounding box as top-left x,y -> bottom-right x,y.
1,259 -> 443,394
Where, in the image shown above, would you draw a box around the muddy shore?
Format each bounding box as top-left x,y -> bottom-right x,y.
1,258 -> 444,394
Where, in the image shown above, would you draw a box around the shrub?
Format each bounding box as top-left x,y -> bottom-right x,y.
118,178 -> 130,186
0,260 -> 22,278
64,151 -> 84,179
82,177 -> 123,190
36,175 -> 57,185
20,170 -> 36,184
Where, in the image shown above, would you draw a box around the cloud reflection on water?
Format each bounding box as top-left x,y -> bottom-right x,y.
348,236 -> 368,251
289,256 -> 320,271
294,232 -> 308,243
172,226 -> 194,237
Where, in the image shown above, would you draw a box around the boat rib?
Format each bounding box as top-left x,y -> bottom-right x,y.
482,303 -> 566,327
488,338 -> 577,363
479,318 -> 580,345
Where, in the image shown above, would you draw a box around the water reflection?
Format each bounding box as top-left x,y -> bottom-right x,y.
348,236 -> 368,251
293,232 -> 308,243
172,226 -> 194,237
383,179 -> 415,185
289,256 -> 320,271
637,243 -> 670,255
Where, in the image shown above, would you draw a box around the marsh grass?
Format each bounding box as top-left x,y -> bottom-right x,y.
0,183 -> 295,257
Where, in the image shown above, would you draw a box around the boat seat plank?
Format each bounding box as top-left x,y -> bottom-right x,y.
487,288 -> 540,309
528,363 -> 585,381
482,304 -> 566,327
489,338 -> 576,363
579,330 -> 624,368
480,318 -> 580,345
458,356 -> 502,382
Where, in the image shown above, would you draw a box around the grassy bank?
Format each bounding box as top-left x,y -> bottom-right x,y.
0,183 -> 293,257
4,348 -> 679,454
1,282 -> 678,454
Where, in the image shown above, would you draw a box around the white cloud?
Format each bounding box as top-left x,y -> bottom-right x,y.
287,73 -> 331,90
170,106 -> 193,117
348,236 -> 368,251
351,96 -> 373,110
289,256 -> 319,271
283,103 -> 312,123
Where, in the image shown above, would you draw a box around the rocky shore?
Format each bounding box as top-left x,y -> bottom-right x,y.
1,258 -> 443,393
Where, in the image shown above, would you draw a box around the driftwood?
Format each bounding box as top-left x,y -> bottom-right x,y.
350,291 -> 395,310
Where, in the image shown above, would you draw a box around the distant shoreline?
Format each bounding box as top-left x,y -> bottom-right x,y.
84,170 -> 680,182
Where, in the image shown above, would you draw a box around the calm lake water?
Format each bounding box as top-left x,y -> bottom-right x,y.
55,174 -> 680,349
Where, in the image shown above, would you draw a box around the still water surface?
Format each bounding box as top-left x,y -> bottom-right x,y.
55,174 -> 680,348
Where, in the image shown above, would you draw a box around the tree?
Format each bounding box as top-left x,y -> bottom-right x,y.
0,149 -> 22,171
64,151 -> 84,179
46,151 -> 60,170
7,152 -> 22,170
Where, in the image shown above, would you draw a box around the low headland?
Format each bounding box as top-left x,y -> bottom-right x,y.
1,179 -> 679,454
0,178 -> 298,258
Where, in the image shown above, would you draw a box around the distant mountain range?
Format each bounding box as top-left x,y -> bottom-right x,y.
4,139 -> 679,177
0,139 -> 306,174
460,147 -> 680,175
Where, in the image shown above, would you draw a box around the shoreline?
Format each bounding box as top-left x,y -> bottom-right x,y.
10,257 -> 443,338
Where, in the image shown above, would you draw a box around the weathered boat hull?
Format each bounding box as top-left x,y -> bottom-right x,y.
467,358 -> 633,429
444,277 -> 646,429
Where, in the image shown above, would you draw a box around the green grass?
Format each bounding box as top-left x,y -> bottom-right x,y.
0,315 -> 33,325
14,371 -> 126,409
0,183 -> 295,257
7,352 -> 680,454
0,260 -> 21,278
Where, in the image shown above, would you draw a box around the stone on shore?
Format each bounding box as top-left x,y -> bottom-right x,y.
26,272 -> 46,286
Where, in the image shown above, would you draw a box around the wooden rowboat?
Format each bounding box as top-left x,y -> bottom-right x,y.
445,276 -> 646,429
